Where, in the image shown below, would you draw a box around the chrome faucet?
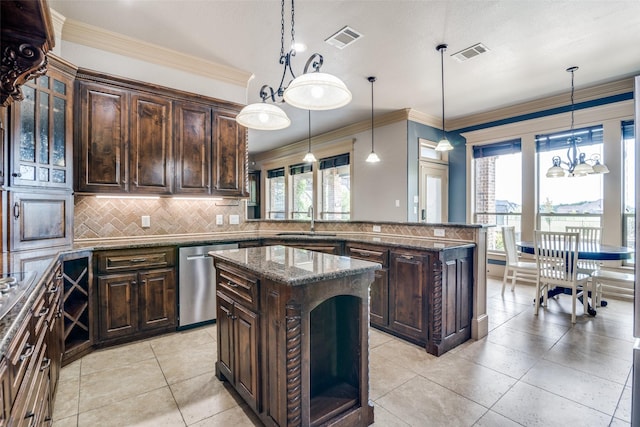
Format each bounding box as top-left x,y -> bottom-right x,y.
308,205 -> 315,233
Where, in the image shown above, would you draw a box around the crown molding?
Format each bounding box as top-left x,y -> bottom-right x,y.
406,109 -> 441,128
50,8 -> 66,40
252,109 -> 411,161
61,18 -> 252,87
449,77 -> 635,131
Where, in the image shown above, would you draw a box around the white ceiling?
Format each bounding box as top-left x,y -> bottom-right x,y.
48,0 -> 640,154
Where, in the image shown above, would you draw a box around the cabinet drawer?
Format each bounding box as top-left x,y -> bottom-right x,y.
98,247 -> 176,273
216,263 -> 258,310
346,245 -> 389,266
7,318 -> 32,403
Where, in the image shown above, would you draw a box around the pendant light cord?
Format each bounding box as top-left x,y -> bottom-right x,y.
439,45 -> 446,139
370,76 -> 375,151
308,109 -> 311,152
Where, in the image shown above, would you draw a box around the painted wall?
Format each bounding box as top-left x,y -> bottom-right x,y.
406,121 -> 467,223
352,121 -> 408,221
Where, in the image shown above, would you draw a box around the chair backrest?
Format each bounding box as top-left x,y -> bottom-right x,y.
534,230 -> 581,286
565,226 -> 602,244
502,226 -> 518,266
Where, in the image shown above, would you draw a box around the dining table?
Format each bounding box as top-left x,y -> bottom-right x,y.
516,241 -> 634,315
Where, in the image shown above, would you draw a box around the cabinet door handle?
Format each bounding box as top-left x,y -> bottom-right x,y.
131,280 -> 137,286
11,172 -> 21,178
400,254 -> 414,260
225,281 -> 238,288
19,344 -> 34,361
140,279 -> 146,286
24,411 -> 35,420
230,315 -> 238,320
40,357 -> 51,372
13,202 -> 19,219
35,307 -> 50,318
131,258 -> 147,263
47,284 -> 59,294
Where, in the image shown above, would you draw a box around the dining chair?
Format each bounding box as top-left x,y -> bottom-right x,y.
534,230 -> 591,323
501,226 -> 537,296
566,226 -> 602,304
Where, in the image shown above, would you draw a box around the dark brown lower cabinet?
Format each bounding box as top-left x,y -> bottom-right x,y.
1,262 -> 63,425
96,248 -> 176,344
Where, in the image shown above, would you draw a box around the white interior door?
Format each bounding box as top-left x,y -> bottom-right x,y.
419,162 -> 448,223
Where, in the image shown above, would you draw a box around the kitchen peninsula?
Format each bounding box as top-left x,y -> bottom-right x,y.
210,245 -> 380,427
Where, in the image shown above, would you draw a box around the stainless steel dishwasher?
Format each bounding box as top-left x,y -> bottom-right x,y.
178,243 -> 238,329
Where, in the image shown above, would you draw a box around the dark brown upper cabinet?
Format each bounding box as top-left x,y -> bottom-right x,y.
174,102 -> 212,194
74,70 -> 247,198
75,81 -> 128,193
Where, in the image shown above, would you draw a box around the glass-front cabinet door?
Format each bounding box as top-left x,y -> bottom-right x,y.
11,67 -> 73,189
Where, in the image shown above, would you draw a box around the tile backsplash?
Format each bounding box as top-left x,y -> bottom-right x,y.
74,196 -> 252,240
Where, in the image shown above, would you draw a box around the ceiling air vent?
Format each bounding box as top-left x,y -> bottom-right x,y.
451,43 -> 490,62
325,26 -> 363,49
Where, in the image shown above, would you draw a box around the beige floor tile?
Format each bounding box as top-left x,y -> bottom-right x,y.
412,354 -> 517,407
522,359 -> 624,415
150,327 -> 216,357
78,386 -> 185,427
502,310 -> 571,340
614,386 -> 632,422
543,341 -> 632,385
473,410 -> 522,426
376,375 -> 486,426
53,376 -> 80,420
492,381 -> 611,426
189,404 -> 262,427
170,371 -> 241,425
369,351 -> 417,400
573,316 -> 634,343
558,328 -> 634,362
370,403 -> 410,426
370,338 -> 435,374
52,415 -> 78,427
156,341 -> 217,384
487,325 -> 557,357
59,360 -> 81,383
455,338 -> 538,380
80,340 -> 155,376
487,307 -> 518,331
79,357 -> 167,412
369,328 -> 395,348
610,417 -> 631,427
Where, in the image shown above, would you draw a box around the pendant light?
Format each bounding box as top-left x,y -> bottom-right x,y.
435,44 -> 454,152
303,110 -> 316,163
284,53 -> 352,110
366,76 -> 380,163
545,66 -> 610,178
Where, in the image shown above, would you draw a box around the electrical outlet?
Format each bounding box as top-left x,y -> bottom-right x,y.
395,200 -> 400,207
372,225 -> 381,233
229,214 -> 240,225
141,215 -> 151,228
216,214 -> 223,225
433,228 -> 445,237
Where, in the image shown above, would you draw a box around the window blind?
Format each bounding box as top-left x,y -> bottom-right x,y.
536,125 -> 603,152
319,153 -> 350,170
289,163 -> 312,175
267,167 -> 285,179
622,120 -> 634,139
472,139 -> 521,159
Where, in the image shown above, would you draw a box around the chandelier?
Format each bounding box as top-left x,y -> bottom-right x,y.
236,0 -> 352,131
545,66 -> 610,178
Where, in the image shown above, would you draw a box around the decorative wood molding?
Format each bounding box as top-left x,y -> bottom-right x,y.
430,258 -> 443,348
61,18 -> 252,87
285,303 -> 302,427
1,40 -> 48,106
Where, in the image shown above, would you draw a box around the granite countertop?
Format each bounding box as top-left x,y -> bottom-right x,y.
210,245 -> 381,286
0,231 -> 476,355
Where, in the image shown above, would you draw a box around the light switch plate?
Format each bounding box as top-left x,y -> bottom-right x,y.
395,200 -> 400,207
216,214 -> 223,225
229,215 -> 240,225
141,215 -> 151,228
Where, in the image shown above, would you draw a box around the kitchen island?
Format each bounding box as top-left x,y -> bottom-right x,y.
210,245 -> 381,427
